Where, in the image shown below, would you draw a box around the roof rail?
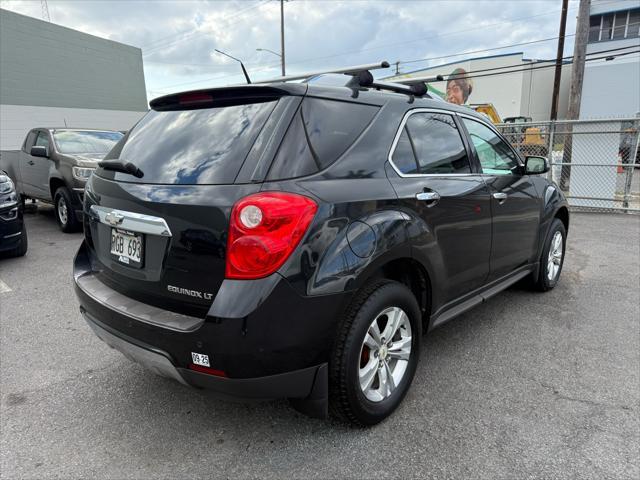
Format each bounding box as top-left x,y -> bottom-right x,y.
255,61 -> 390,84
393,74 -> 445,85
369,80 -> 429,97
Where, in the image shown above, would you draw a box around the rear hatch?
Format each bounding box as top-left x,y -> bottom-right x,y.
83,86 -> 304,317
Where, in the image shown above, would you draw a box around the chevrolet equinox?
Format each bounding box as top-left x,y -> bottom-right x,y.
74,74 -> 569,426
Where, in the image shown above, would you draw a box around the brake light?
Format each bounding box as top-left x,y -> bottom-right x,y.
178,92 -> 213,106
225,192 -> 318,280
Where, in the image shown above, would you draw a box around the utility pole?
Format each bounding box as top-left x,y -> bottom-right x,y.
550,0 -> 568,120
567,0 -> 590,121
280,0 -> 286,76
561,0 -> 590,190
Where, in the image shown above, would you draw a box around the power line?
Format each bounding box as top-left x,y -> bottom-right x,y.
151,45 -> 639,95
143,0 -> 272,56
394,44 -> 639,79
145,0 -> 632,91
141,0 -> 270,50
249,1 -> 622,70
434,49 -> 639,83
145,2 -> 574,70
398,35 -> 577,67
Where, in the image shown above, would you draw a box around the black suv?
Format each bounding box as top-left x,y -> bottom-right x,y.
74,77 -> 568,426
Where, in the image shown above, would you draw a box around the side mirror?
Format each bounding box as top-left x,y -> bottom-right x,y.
30,145 -> 49,158
524,155 -> 549,175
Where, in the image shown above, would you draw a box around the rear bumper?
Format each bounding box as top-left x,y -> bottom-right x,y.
74,240 -> 346,416
82,309 -> 326,402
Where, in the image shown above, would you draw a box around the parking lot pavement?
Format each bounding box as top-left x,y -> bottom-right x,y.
1,205 -> 638,479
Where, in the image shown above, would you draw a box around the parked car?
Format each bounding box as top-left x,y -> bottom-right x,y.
0,128 -> 124,232
0,171 -> 27,257
73,78 -> 569,426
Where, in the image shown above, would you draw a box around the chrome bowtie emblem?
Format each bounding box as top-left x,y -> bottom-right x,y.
105,211 -> 124,226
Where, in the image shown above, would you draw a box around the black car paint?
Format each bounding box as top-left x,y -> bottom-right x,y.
0,174 -> 24,254
74,83 -> 569,415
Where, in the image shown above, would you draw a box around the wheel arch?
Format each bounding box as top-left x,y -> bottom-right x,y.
354,257 -> 432,326
49,176 -> 66,200
554,205 -> 569,233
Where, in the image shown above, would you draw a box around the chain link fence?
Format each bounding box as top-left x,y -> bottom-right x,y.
496,118 -> 640,213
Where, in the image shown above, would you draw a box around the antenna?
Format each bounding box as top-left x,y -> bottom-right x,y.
41,0 -> 51,22
214,49 -> 251,84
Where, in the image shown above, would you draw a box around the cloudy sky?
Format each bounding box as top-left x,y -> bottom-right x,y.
2,0 -> 581,100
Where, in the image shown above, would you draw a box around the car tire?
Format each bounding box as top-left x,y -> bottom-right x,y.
54,186 -> 80,233
329,280 -> 422,426
532,218 -> 566,292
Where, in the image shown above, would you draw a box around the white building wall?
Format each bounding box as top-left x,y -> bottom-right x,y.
520,62 -> 572,120
0,105 -> 146,150
590,0 -> 631,15
579,54 -> 640,119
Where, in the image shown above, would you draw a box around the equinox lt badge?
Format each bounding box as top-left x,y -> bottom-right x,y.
167,285 -> 213,300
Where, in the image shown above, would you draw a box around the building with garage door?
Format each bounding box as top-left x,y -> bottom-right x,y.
0,8 -> 148,150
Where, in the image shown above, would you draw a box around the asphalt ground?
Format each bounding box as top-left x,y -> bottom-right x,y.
1,206 -> 638,479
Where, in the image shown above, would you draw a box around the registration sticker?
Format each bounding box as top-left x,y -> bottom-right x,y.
191,352 -> 210,367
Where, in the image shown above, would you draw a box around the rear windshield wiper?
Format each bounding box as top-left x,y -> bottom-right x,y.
98,160 -> 144,178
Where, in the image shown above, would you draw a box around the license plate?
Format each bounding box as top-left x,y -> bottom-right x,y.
110,228 -> 143,267
191,352 -> 210,367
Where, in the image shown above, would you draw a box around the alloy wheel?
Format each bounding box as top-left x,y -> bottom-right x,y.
358,306 -> 412,402
57,196 -> 68,225
547,231 -> 563,281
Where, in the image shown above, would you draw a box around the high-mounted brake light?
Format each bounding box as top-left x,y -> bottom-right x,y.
178,92 -> 213,106
225,192 -> 318,280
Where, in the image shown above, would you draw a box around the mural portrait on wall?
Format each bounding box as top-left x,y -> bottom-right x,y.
446,68 -> 473,105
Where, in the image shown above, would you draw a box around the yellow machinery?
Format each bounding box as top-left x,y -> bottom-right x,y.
469,105 -> 548,157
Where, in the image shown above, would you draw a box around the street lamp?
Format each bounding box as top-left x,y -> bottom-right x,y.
256,48 -> 282,58
256,47 -> 284,76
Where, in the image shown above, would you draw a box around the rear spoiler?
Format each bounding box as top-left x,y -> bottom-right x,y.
149,85 -> 307,111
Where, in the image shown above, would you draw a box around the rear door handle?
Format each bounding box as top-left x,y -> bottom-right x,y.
27,160 -> 35,166
416,191 -> 440,206
492,192 -> 508,203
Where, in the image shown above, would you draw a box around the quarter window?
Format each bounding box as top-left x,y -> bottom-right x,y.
267,98 -> 378,180
391,112 -> 471,175
462,118 -> 520,176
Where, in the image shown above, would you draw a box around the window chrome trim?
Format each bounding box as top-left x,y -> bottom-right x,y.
387,107 -> 486,178
90,205 -> 172,237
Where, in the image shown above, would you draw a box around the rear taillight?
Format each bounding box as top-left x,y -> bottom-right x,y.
225,192 -> 318,280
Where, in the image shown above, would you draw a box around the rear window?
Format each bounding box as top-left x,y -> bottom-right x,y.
103,100 -> 277,184
267,98 -> 378,180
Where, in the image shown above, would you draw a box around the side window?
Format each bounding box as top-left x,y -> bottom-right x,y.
267,98 -> 378,180
35,131 -> 50,149
23,131 -> 37,152
391,112 -> 471,175
462,118 -> 520,175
